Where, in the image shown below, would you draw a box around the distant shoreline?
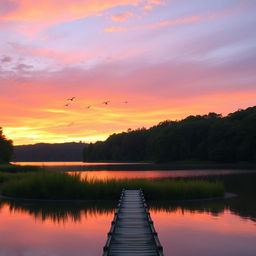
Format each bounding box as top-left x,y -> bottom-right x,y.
0,192 -> 236,204
8,161 -> 256,170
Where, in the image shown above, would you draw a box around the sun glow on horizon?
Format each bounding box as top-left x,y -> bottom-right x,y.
3,127 -> 110,145
1,0 -> 256,145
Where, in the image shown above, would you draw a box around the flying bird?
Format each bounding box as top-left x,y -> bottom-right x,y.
86,105 -> 91,109
67,97 -> 76,101
123,101 -> 128,104
102,100 -> 110,105
64,103 -> 70,107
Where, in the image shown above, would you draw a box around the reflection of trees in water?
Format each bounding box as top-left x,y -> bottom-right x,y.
150,199 -> 227,216
0,200 -> 115,224
1,173 -> 255,224
222,173 -> 256,223
150,172 -> 256,223
150,196 -> 256,223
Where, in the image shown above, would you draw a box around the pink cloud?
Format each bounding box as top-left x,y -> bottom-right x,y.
138,15 -> 200,29
0,0 -> 166,36
138,3 -> 243,31
143,5 -> 153,10
1,0 -> 255,146
104,14 -> 201,33
1,55 -> 12,63
8,42 -> 98,64
103,27 -> 127,33
1,0 -> 156,23
111,11 -> 134,23
147,0 -> 164,5
1,53 -> 256,145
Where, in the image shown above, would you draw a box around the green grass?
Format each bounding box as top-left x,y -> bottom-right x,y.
0,171 -> 224,200
0,172 -> 15,184
0,164 -> 41,173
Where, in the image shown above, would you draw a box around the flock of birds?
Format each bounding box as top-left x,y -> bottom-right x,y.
64,97 -> 128,109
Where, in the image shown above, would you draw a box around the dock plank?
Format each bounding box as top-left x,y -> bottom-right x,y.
103,189 -> 164,256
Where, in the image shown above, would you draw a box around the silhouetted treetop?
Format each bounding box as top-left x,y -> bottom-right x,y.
83,106 -> 256,163
0,127 -> 13,163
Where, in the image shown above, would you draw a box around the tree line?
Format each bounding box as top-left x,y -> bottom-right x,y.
0,127 -> 13,163
13,142 -> 88,162
83,106 -> 256,163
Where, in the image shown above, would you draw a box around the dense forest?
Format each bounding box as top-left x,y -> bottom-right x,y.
83,106 -> 256,163
0,127 -> 13,163
13,142 -> 87,162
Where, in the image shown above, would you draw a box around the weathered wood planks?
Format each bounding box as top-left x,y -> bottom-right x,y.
103,189 -> 164,256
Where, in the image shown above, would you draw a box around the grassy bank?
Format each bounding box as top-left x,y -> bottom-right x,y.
0,164 -> 41,173
1,171 -> 224,200
0,172 -> 15,184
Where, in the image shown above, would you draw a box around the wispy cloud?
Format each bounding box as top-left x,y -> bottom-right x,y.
143,5 -> 153,10
111,11 -> 134,23
0,0 -> 161,24
8,42 -> 97,65
138,15 -> 200,30
13,63 -> 33,71
103,26 -> 127,33
103,15 -> 201,33
1,0 -> 255,145
147,0 -> 164,5
1,55 -> 12,63
0,0 -> 166,36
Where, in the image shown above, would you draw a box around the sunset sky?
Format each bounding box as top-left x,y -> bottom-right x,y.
1,0 -> 256,145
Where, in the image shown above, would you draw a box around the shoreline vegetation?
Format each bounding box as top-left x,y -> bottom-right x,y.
0,164 -> 41,173
12,142 -> 87,162
83,106 -> 256,163
0,170 -> 224,201
0,127 -> 13,164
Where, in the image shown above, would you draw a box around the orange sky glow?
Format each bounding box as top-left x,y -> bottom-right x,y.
0,0 -> 255,145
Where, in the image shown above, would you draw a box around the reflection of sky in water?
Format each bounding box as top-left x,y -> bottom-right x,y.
0,202 -> 113,256
1,170 -> 256,256
12,161 -> 145,166
67,170 -> 254,181
152,209 -> 256,256
1,201 -> 256,256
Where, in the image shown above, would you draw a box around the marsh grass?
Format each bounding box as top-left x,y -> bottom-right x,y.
1,171 -> 224,200
0,172 -> 15,184
0,164 -> 41,173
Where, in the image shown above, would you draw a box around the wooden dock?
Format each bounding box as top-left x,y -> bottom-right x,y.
103,189 -> 164,256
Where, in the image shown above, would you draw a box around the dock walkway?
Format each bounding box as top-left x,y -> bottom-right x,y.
103,189 -> 164,256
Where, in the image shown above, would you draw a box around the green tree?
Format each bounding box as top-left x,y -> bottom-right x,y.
82,106 -> 256,163
0,127 -> 13,163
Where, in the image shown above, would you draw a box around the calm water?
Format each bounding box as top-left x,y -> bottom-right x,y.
12,161 -> 145,166
1,163 -> 256,256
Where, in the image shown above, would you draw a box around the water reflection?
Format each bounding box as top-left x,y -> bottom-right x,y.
0,200 -> 115,224
1,197 -> 256,256
151,208 -> 256,256
1,195 -> 255,225
1,170 -> 256,256
13,161 -> 146,166
0,200 -> 115,256
67,169 -> 254,180
12,161 -> 150,171
150,197 -> 255,224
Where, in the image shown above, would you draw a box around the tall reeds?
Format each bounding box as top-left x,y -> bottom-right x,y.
1,171 -> 224,200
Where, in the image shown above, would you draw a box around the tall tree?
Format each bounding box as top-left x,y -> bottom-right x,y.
0,127 -> 13,163
83,106 -> 256,163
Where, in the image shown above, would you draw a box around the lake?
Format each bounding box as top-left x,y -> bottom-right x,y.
1,162 -> 256,256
